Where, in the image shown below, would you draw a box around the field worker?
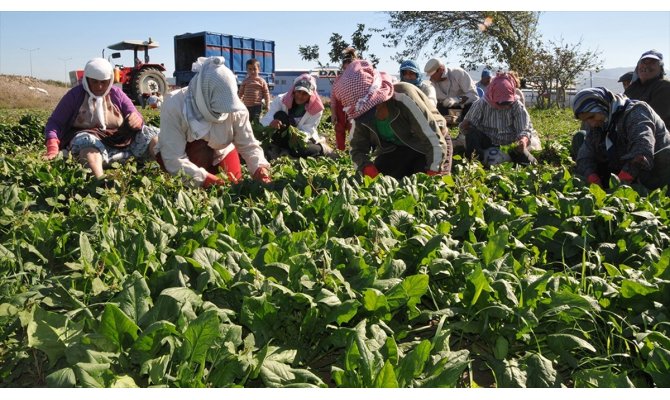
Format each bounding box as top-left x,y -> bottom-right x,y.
459,72 -> 540,166
572,87 -> 670,190
423,58 -> 479,124
332,59 -> 452,180
618,71 -> 633,91
331,47 -> 359,150
147,92 -> 163,109
625,50 -> 670,127
476,69 -> 492,97
399,60 -> 437,107
156,56 -> 271,188
43,57 -> 158,183
260,73 -> 334,159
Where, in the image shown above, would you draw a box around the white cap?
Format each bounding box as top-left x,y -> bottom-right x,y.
424,58 -> 442,76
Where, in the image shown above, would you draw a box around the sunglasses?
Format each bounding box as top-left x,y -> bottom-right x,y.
496,101 -> 514,106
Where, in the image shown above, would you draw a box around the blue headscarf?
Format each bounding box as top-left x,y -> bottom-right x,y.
572,87 -> 628,131
399,60 -> 422,86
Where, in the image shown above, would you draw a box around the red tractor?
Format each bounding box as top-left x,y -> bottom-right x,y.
70,38 -> 169,105
108,38 -> 169,105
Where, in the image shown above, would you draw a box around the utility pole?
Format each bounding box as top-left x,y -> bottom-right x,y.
20,47 -> 40,78
58,57 -> 72,87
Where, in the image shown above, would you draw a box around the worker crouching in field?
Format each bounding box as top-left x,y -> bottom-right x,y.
572,87 -> 670,190
332,60 -> 452,180
458,72 -> 541,167
43,58 -> 158,184
260,73 -> 334,160
156,56 -> 271,188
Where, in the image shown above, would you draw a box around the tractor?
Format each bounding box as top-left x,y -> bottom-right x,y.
107,38 -> 169,105
70,38 -> 169,106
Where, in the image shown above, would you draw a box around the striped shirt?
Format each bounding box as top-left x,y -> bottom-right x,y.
464,98 -> 534,145
238,76 -> 270,107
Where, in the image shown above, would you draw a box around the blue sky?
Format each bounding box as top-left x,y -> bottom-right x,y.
0,9 -> 668,83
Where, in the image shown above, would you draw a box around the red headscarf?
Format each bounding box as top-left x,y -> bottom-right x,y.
485,73 -> 516,109
331,60 -> 394,119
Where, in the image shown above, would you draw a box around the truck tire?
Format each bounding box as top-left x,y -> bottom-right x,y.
132,68 -> 168,104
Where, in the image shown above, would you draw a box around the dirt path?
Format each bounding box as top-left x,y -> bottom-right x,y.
0,74 -> 69,110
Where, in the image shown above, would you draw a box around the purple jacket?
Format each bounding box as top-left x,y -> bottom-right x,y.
44,85 -> 141,148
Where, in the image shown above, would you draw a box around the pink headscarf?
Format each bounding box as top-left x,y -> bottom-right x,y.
282,73 -> 324,115
485,73 -> 517,109
331,60 -> 394,119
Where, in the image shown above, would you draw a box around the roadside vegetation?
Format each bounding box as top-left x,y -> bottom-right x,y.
1,93 -> 669,388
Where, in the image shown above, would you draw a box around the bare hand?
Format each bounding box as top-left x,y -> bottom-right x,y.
269,119 -> 283,129
127,112 -> 143,130
517,136 -> 529,151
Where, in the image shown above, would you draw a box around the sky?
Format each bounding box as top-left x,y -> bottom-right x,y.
0,3 -> 668,86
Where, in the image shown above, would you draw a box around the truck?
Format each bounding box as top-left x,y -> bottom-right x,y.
70,38 -> 169,105
173,31 -> 275,89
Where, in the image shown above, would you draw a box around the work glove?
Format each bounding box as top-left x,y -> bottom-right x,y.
202,172 -> 226,188
362,164 -> 380,178
44,138 -> 60,160
617,170 -> 634,184
252,166 -> 272,183
586,173 -> 602,186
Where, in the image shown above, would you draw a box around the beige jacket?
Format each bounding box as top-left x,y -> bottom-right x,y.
157,88 -> 269,186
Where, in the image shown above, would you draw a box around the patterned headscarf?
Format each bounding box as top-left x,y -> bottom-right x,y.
184,57 -> 246,139
484,73 -> 516,109
82,58 -> 114,130
281,73 -> 324,115
331,60 -> 394,120
572,87 -> 628,130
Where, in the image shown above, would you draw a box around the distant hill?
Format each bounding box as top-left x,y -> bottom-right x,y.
466,67 -> 637,93
0,74 -> 69,110
574,67 -> 636,92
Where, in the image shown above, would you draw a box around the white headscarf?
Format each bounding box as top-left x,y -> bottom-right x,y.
81,58 -> 114,130
184,56 -> 246,139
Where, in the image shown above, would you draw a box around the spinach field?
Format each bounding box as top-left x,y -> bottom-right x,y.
0,108 -> 668,388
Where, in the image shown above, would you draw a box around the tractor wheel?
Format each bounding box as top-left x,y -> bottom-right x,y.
132,68 -> 168,105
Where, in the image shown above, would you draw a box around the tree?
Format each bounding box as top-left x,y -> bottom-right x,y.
299,24 -> 379,68
379,11 -> 541,76
528,38 -> 603,109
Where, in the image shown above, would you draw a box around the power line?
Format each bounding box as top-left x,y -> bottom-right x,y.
58,57 -> 72,86
20,47 -> 40,78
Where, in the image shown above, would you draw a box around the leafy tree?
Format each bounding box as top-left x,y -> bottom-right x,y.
528,38 -> 603,109
299,24 -> 379,68
379,11 -> 541,76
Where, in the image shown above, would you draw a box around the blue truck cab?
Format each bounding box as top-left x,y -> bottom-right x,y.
173,31 -> 275,89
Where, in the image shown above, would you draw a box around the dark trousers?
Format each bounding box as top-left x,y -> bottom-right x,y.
246,105 -> 262,122
464,126 -> 492,161
437,103 -> 472,123
463,126 -> 534,165
374,145 -> 427,180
